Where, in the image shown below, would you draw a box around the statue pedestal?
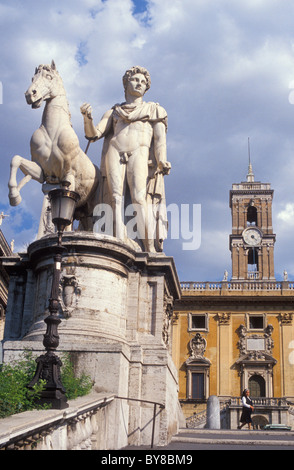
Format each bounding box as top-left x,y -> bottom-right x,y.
2,232 -> 181,448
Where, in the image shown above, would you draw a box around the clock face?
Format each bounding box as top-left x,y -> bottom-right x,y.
243,228 -> 262,246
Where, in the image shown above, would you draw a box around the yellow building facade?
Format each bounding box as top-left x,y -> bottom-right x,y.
173,166 -> 294,427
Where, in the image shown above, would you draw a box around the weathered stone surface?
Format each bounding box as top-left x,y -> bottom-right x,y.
2,232 -> 182,447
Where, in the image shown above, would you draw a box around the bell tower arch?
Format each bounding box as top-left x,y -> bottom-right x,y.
229,162 -> 276,281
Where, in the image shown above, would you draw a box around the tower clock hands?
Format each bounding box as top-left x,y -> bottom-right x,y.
242,227 -> 262,246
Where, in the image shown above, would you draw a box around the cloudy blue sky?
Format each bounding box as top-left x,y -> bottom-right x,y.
1,0 -> 294,282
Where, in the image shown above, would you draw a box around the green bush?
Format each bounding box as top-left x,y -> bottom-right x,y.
0,350 -> 93,418
60,353 -> 93,400
0,350 -> 48,418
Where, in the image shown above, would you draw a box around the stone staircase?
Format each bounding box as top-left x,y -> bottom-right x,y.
166,428 -> 294,449
185,400 -> 229,429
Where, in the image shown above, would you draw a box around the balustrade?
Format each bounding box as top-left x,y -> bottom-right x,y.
0,393 -> 115,450
185,397 -> 292,429
181,280 -> 290,293
0,393 -> 165,450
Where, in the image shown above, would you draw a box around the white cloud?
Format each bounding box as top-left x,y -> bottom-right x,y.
1,0 -> 294,280
277,203 -> 294,225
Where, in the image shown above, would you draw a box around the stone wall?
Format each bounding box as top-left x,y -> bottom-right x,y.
2,232 -> 182,447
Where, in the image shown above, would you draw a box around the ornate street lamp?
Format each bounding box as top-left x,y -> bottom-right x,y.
28,184 -> 80,409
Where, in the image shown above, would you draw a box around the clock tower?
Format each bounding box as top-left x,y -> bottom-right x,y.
229,162 -> 276,280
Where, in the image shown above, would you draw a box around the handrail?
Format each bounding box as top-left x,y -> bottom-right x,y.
115,396 -> 165,448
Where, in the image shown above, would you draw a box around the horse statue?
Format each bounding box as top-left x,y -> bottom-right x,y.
8,60 -> 100,234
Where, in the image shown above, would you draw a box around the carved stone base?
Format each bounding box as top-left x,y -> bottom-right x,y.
2,232 -> 182,447
27,351 -> 68,410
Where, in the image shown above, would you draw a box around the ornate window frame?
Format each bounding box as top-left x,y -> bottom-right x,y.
246,312 -> 267,331
186,365 -> 210,400
185,332 -> 211,400
236,323 -> 276,397
188,312 -> 209,332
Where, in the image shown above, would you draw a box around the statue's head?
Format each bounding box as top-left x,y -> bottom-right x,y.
122,66 -> 151,97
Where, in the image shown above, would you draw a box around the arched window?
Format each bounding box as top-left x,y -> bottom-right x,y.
248,248 -> 259,277
249,375 -> 266,397
247,205 -> 257,226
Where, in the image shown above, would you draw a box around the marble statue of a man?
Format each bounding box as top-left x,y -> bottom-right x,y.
81,66 -> 171,252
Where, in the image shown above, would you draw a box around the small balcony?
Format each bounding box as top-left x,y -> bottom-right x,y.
247,271 -> 259,280
184,397 -> 294,429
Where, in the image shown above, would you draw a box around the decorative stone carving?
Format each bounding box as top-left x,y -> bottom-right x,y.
237,323 -> 275,358
59,274 -> 81,318
185,332 -> 211,371
8,61 -> 100,234
237,324 -> 247,355
217,312 -> 231,324
247,350 -> 266,360
189,333 -> 207,359
162,294 -> 173,347
264,324 -> 274,354
39,202 -> 54,236
279,312 -> 293,324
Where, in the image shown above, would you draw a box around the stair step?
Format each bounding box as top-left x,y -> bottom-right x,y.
171,428 -> 294,447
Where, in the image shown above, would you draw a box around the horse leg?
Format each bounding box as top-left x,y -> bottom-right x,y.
8,155 -> 44,206
56,127 -> 80,191
17,174 -> 32,191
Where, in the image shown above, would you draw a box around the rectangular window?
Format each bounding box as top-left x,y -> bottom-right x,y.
189,313 -> 208,331
191,373 -> 204,400
249,315 -> 264,330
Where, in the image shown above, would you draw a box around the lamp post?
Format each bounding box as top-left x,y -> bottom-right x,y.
28,184 -> 80,409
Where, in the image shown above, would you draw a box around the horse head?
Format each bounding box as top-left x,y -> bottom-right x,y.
25,60 -> 64,108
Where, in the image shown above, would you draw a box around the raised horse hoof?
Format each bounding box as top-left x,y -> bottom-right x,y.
9,191 -> 22,206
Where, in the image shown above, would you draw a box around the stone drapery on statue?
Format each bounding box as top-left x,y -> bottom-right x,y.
81,65 -> 171,253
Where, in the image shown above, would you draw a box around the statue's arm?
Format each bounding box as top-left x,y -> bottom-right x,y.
153,121 -> 171,175
80,103 -> 113,141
